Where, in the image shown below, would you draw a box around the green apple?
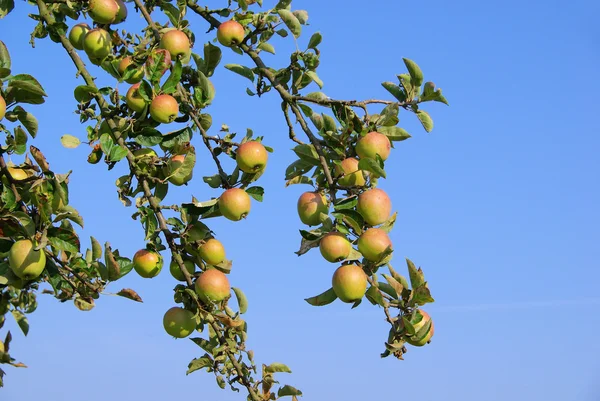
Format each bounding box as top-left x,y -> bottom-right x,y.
357,228 -> 392,262
356,131 -> 391,161
195,268 -> 230,303
117,56 -> 144,84
83,28 -> 112,60
335,157 -> 365,187
8,239 -> 46,280
331,264 -> 367,303
198,238 -> 226,266
297,191 -> 328,226
319,233 -> 351,263
165,154 -> 193,186
163,307 -> 196,338
88,0 -> 119,24
68,23 -> 90,50
236,141 -> 268,173
113,0 -> 127,23
132,249 -> 163,278
169,259 -> 196,281
125,83 -> 146,112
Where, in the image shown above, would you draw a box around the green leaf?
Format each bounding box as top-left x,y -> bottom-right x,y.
11,311 -> 28,336
203,42 -> 222,77
224,64 -> 255,82
145,50 -> 171,85
284,159 -> 314,180
0,40 -> 10,68
74,85 -> 97,103
416,110 -> 433,132
278,385 -> 302,397
381,81 -> 406,102
365,285 -> 385,306
306,71 -> 323,89
108,146 -> 128,162
91,236 -> 102,260
105,243 -> 121,281
47,227 -> 80,253
161,127 -> 192,150
304,287 -> 337,306
376,103 -> 399,127
277,9 -> 301,38
134,127 -> 163,147
10,211 -> 35,236
203,174 -> 222,189
11,106 -> 38,138
333,196 -> 358,211
265,362 -> 292,373
378,126 -> 411,142
307,32 -> 322,49
186,354 -> 213,375
60,135 -> 81,149
292,144 -> 320,165
358,158 -> 386,179
406,258 -> 425,288
403,58 -> 424,87
412,285 -> 435,306
161,60 -> 183,94
379,212 -> 397,233
13,126 -> 26,154
382,274 -> 403,298
257,42 -> 275,54
285,175 -> 313,187
420,81 -> 449,105
245,186 -> 264,202
8,74 -> 47,97
54,205 -> 84,228
232,287 -> 248,314
388,264 -> 409,289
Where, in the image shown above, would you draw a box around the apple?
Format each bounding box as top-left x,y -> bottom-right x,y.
132,249 -> 163,278
357,188 -> 391,226
68,23 -> 90,50
356,131 -> 391,161
163,307 -> 196,338
160,29 -> 191,60
198,238 -> 226,266
83,28 -> 112,59
165,154 -> 193,186
117,56 -> 144,84
331,264 -> 367,303
357,228 -> 392,262
217,20 -> 245,47
195,268 -> 230,303
403,310 -> 434,346
236,141 -> 268,173
0,95 -> 5,121
335,157 -> 365,187
150,94 -> 179,124
7,166 -> 28,181
218,188 -> 251,221
8,239 -> 46,280
169,259 -> 196,281
297,191 -> 328,226
88,0 -> 119,24
125,83 -> 147,113
113,0 -> 127,23
319,233 -> 351,263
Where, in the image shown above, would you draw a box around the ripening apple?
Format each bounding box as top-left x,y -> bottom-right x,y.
218,188 -> 251,221
83,28 -> 112,59
150,94 -> 179,124
165,154 -> 193,186
117,56 -> 144,84
7,166 -> 28,181
0,95 -> 5,121
331,264 -> 367,303
235,141 -> 268,173
297,191 -> 328,226
113,0 -> 127,23
198,238 -> 226,266
8,239 -> 46,280
68,23 -> 90,50
163,307 -> 196,338
160,29 -> 191,60
125,83 -> 147,112
357,228 -> 392,262
169,259 -> 196,281
319,233 -> 352,263
217,20 -> 245,47
335,158 -> 365,187
195,268 -> 230,303
88,0 -> 119,24
132,249 -> 163,278
356,131 -> 391,161
357,188 -> 391,226
404,309 -> 434,346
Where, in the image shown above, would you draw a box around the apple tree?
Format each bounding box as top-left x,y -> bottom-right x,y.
0,0 -> 448,398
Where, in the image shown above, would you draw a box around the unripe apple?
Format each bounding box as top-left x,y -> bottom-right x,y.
335,158 -> 365,187
217,20 -> 245,47
8,239 -> 46,280
404,310 -> 434,346
88,0 -> 119,24
195,268 -> 230,303
356,131 -> 391,161
169,259 -> 196,281
357,228 -> 392,262
117,56 -> 144,84
68,23 -> 90,50
198,238 -> 226,266
0,95 -> 5,121
132,249 -> 163,278
165,154 -> 193,186
163,307 -> 196,338
160,29 -> 191,60
357,188 -> 391,226
331,264 -> 367,303
83,28 -> 112,60
7,166 -> 28,181
236,141 -> 268,173
297,191 -> 328,226
150,94 -> 179,124
218,188 -> 251,221
113,0 -> 127,23
319,233 -> 351,263
125,83 -> 146,112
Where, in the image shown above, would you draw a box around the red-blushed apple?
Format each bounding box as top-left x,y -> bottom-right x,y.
8,239 -> 46,280
132,249 -> 163,278
297,191 -> 328,226
160,29 -> 191,60
331,264 -> 367,303
150,94 -> 179,124
236,141 -> 268,173
164,154 -> 193,186
198,238 -> 226,266
357,228 -> 392,262
117,56 -> 143,84
169,259 -> 196,281
218,188 -> 251,221
88,0 -> 119,24
113,0 -> 127,23
319,233 -> 351,263
403,309 -> 434,346
195,268 -> 230,303
335,157 -> 365,187
83,28 -> 112,59
357,188 -> 391,226
125,83 -> 146,113
68,23 -> 90,50
163,307 -> 196,338
356,131 -> 391,161
217,20 -> 245,47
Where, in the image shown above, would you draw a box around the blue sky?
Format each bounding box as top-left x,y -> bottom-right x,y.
2,0 -> 600,400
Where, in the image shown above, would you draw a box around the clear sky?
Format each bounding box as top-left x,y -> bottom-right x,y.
2,0 -> 600,400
